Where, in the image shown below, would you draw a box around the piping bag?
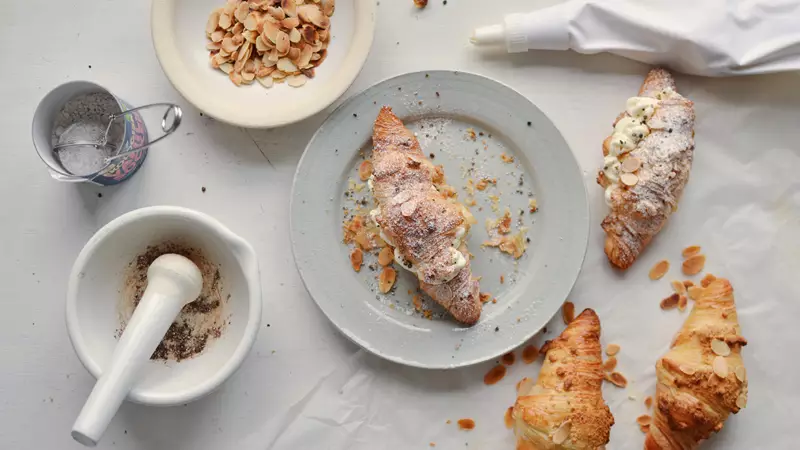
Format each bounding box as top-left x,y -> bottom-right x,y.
470,0 -> 800,76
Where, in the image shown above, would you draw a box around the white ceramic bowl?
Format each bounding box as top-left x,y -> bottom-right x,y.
66,206 -> 262,406
151,0 -> 376,128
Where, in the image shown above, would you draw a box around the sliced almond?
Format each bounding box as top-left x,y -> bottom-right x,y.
223,2 -> 236,15
711,339 -> 731,357
244,12 -> 261,31
281,0 -> 297,16
378,267 -> 397,293
712,356 -> 729,378
256,35 -> 270,52
311,52 -> 321,61
620,172 -> 638,187
268,48 -> 280,62
644,396 -> 653,409
679,364 -> 696,375
682,254 -> 706,275
736,392 -> 747,409
358,160 -> 373,181
206,10 -> 221,34
602,356 -> 618,372
282,16 -> 301,29
270,68 -> 287,79
289,27 -> 302,43
311,49 -> 327,66
263,20 -> 280,43
621,156 -> 642,173
606,343 -> 621,356
377,247 -> 393,266
229,70 -> 243,86
256,65 -> 275,78
322,0 -> 335,16
683,280 -> 695,287
297,44 -> 313,67
244,30 -> 258,43
232,22 -> 245,36
521,345 -> 539,364
735,365 -> 747,382
219,62 -> 234,74
678,295 -> 688,311
256,76 -> 274,88
277,57 -> 298,72
682,245 -> 702,258
298,4 -> 330,28
562,301 -> 575,324
301,24 -> 319,45
288,74 -> 308,87
671,280 -> 687,295
235,1 -> 250,22
649,260 -> 669,280
267,6 -> 286,20
221,36 -> 240,53
288,47 -> 301,61
211,30 -> 225,42
219,12 -> 233,30
318,28 -> 329,42
701,273 -> 717,288
636,415 -> 652,427
607,372 -> 628,388
262,52 -> 278,66
206,41 -> 222,51
401,201 -> 417,217
275,30 -> 290,55
552,421 -> 571,445
639,423 -> 650,434
688,286 -> 703,300
660,293 -> 680,310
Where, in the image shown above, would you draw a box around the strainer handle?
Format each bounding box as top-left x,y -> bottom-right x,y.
105,103 -> 182,162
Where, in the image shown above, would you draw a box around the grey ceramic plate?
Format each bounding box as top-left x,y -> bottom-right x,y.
291,71 -> 589,369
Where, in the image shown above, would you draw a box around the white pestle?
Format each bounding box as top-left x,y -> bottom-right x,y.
71,254 -> 203,447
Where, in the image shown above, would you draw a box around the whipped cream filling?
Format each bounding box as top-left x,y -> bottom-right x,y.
370,206 -> 467,284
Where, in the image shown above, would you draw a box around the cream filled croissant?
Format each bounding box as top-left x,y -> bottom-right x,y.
597,68 -> 695,269
646,279 -> 748,450
368,107 -> 481,325
513,309 -> 614,449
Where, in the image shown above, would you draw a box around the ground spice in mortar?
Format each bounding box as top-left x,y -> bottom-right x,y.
120,242 -> 227,361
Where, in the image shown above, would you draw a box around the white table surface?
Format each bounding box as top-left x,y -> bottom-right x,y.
2,0 -> 799,449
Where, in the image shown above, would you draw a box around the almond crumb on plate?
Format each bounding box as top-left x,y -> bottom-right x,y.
501,352 -> 516,366
349,248 -> 363,272
483,364 -> 507,385
377,246 -> 393,266
649,260 -> 669,280
602,356 -> 618,372
457,418 -> 476,430
500,153 -> 515,163
358,160 -> 373,181
528,198 -> 538,213
682,254 -> 706,275
378,267 -> 396,293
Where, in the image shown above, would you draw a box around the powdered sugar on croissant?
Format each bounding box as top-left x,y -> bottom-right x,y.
597,68 -> 695,270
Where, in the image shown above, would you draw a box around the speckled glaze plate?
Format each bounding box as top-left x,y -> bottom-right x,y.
291,71 -> 589,368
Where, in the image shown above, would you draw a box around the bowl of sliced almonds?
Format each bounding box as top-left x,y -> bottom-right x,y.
152,0 -> 376,128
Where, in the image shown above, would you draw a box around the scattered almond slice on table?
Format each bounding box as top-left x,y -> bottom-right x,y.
605,343 -> 620,356
644,396 -> 653,409
682,254 -> 706,275
649,260 -> 669,280
660,293 -> 680,310
484,364 -> 507,385
602,356 -> 618,372
521,345 -> 539,364
501,352 -> 516,366
378,267 -> 396,293
606,371 -> 628,388
562,301 -> 575,324
682,245 -> 702,258
671,280 -> 687,295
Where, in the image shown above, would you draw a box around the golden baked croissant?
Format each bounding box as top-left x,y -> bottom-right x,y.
597,68 -> 696,269
369,107 -> 482,325
646,278 -> 748,450
513,309 -> 614,449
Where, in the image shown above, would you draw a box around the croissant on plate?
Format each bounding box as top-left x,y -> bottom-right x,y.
645,278 -> 748,450
513,309 -> 614,449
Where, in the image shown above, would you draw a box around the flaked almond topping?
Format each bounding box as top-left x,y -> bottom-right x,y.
521,345 -> 539,364
636,415 -> 652,426
602,356 -> 618,372
683,280 -> 695,287
644,396 -> 653,409
349,248 -> 363,272
649,260 -> 670,280
679,364 -> 696,375
378,267 -> 396,293
377,247 -> 393,267
562,301 -> 575,324
682,254 -> 706,275
620,172 -> 639,187
552,421 -> 571,445
711,339 -> 731,357
358,160 -> 373,181
712,356 -> 729,378
736,392 -> 747,409
660,293 -> 680,310
678,294 -> 688,311
682,245 -> 701,258
621,156 -> 642,173
606,343 -> 621,356
688,286 -> 703,300
607,372 -> 627,388
735,365 -> 747,382
671,280 -> 687,295
483,364 -> 507,385
516,376 -> 534,394
701,273 -> 717,288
